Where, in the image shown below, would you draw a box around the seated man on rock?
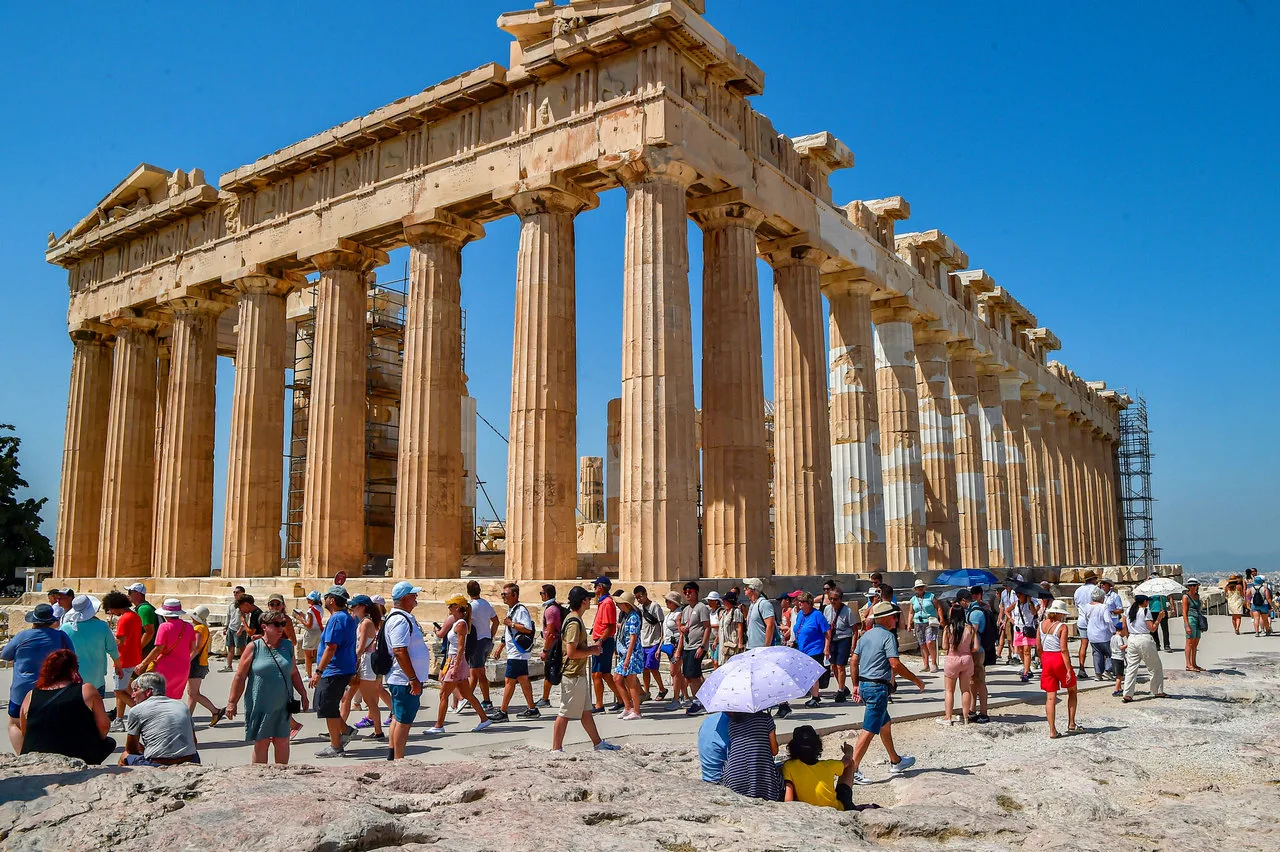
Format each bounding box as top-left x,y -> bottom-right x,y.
119,672 -> 201,767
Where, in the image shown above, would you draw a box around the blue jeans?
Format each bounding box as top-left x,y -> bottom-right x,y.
859,682 -> 892,734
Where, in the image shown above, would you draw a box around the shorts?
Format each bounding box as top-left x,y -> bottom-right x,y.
189,662 -> 209,681
1111,658 -> 1125,681
314,673 -> 349,718
8,701 -> 20,719
1252,604 -> 1271,615
114,667 -> 136,692
1186,620 -> 1203,640
642,645 -> 661,671
1040,652 -> 1075,693
123,753 -> 201,767
1013,631 -> 1037,648
913,623 -> 937,646
942,654 -> 974,680
660,643 -> 676,659
505,659 -> 530,680
229,631 -> 249,655
681,649 -> 704,680
467,637 -> 494,669
558,674 -> 589,719
591,638 -> 616,674
359,651 -> 376,682
971,651 -> 987,687
300,629 -> 322,652
830,637 -> 853,667
858,681 -> 892,735
388,684 -> 421,724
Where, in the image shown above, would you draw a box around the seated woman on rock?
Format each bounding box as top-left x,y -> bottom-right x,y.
18,649 -> 116,764
781,724 -> 879,811
720,710 -> 783,801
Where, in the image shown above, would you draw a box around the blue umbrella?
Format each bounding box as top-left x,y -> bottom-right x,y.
936,569 -> 1000,588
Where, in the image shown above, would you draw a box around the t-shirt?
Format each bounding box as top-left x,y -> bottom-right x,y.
384,609 -> 431,686
1127,607 -> 1152,635
541,601 -> 563,644
469,597 -> 497,640
562,615 -> 589,678
136,601 -> 159,654
792,608 -> 830,656
504,603 -> 534,661
1084,603 -> 1115,643
1073,584 -> 1096,624
1109,631 -> 1126,657
639,601 -> 665,647
747,598 -> 778,649
114,610 -> 143,668
320,609 -> 358,676
61,618 -> 119,691
680,602 -> 711,647
719,606 -> 744,650
225,601 -> 242,634
192,624 -> 211,666
910,593 -> 938,623
591,594 -> 618,641
1,627 -> 72,710
782,759 -> 847,810
152,620 -> 196,699
662,610 -> 680,646
1104,591 -> 1125,627
697,712 -> 731,783
968,605 -> 988,636
124,695 -> 197,759
823,603 -> 857,641
1149,596 -> 1165,614
854,624 -> 899,683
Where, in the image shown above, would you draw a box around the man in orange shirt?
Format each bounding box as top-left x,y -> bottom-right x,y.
590,577 -> 624,713
103,590 -> 142,732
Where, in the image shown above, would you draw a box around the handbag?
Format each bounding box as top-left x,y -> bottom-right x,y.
262,640 -> 302,715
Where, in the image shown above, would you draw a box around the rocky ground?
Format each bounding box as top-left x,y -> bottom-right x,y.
3,651 -> 1279,852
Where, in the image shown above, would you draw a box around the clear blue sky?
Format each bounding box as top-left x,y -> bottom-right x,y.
1,1 -> 1275,567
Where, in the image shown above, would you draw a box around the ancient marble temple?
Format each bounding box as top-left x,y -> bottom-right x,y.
46,0 -> 1126,588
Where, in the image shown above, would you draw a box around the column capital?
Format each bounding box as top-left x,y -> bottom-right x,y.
820,269 -> 878,299
912,323 -> 952,346
495,175 -> 598,218
945,339 -> 983,361
1020,382 -> 1045,402
600,147 -> 699,190
759,234 -> 828,270
103,308 -> 160,333
1036,392 -> 1059,412
298,238 -> 389,273
69,321 -> 115,345
402,209 -> 486,248
159,287 -> 235,317
869,299 -> 921,326
687,188 -> 767,230
222,265 -> 305,296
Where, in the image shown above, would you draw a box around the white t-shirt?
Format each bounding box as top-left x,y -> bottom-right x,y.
384,609 -> 431,687
662,610 -> 680,646
470,597 -> 496,640
504,603 -> 534,661
1073,584 -> 1096,625
1127,607 -> 1152,636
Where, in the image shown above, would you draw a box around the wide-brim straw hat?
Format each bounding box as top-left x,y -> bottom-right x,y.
158,598 -> 186,617
1047,600 -> 1071,617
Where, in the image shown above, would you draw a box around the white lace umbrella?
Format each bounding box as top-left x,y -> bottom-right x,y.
1133,577 -> 1185,597
695,646 -> 826,713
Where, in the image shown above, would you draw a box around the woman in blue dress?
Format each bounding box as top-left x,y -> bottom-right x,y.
613,592 -> 645,720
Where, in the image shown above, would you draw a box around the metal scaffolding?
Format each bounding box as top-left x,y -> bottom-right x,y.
1118,394 -> 1160,573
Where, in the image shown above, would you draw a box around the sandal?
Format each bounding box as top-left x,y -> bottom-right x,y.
289,720 -> 304,740
1153,693 -> 1169,698
1049,732 -> 1063,739
1122,697 -> 1134,703
1067,724 -> 1086,734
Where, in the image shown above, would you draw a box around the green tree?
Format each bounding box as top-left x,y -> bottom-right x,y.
0,424 -> 53,589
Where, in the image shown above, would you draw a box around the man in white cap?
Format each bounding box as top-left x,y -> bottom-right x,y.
60,595 -> 118,699
743,579 -> 790,719
126,583 -> 159,657
384,580 -> 430,761
48,588 -> 75,625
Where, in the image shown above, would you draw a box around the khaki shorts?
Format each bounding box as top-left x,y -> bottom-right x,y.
971,651 -> 987,687
558,675 -> 589,719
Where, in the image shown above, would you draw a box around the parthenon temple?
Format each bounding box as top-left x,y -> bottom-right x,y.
45,0 -> 1129,597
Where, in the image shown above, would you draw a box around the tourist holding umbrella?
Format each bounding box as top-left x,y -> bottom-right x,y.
1122,594 -> 1166,700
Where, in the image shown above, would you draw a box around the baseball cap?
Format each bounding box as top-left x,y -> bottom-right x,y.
348,594 -> 373,609
392,580 -> 423,601
744,578 -> 764,591
567,586 -> 591,609
125,583 -> 147,594
324,585 -> 349,600
593,575 -> 611,589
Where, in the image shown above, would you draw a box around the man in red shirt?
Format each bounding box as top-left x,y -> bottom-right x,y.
103,590 -> 142,732
590,577 -> 624,713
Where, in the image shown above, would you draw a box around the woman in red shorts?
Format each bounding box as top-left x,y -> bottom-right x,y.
1038,600 -> 1082,738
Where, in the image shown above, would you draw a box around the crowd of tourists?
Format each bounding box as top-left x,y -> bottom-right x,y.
2,570 -> 1221,802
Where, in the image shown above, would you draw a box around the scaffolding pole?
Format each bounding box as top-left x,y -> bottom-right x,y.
1118,395 -> 1160,574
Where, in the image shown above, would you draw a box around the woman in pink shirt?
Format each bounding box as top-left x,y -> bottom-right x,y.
137,599 -> 197,700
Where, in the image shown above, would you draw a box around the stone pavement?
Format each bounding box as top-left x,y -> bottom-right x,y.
1,615 -> 1262,767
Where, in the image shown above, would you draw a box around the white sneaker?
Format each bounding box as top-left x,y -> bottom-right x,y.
622,711 -> 642,720
851,770 -> 871,785
593,740 -> 621,751
473,719 -> 493,732
889,755 -> 916,774
935,717 -> 953,726
426,726 -> 446,734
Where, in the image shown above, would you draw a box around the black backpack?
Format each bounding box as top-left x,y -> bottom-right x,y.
546,615 -> 581,687
371,610 -> 413,677
969,601 -> 999,665
1254,586 -> 1267,608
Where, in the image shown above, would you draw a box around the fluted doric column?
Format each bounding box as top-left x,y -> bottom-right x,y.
606,397 -> 621,554
1022,387 -> 1051,566
615,157 -> 700,583
1087,427 -> 1108,564
872,303 -> 927,572
222,272 -> 292,578
948,343 -> 988,569
53,329 -> 113,578
1100,435 -> 1121,563
579,457 -> 605,523
154,296 -> 227,578
977,366 -> 1013,568
152,346 -> 169,537
999,373 -> 1032,568
505,181 -> 593,581
298,240 -> 387,578
395,213 -> 482,579
98,315 -> 159,578
825,275 -> 886,574
915,326 -> 960,570
767,242 -> 836,576
1040,398 -> 1066,566
1058,408 -> 1082,566
692,195 -> 770,579
1070,415 -> 1092,566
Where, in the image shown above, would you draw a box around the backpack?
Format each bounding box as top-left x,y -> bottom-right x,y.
969,601 -> 999,665
544,602 -> 570,635
547,615 -> 582,687
509,604 -> 535,653
371,610 -> 412,677
1254,586 -> 1267,608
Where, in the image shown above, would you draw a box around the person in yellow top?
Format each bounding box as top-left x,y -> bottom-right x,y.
186,606 -> 226,727
781,725 -> 879,812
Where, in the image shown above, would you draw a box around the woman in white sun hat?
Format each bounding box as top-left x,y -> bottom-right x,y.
137,599 -> 197,700
1037,600 -> 1081,739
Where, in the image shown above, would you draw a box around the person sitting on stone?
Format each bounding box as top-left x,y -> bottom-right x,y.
781,725 -> 880,812
18,649 -> 115,765
119,672 -> 201,766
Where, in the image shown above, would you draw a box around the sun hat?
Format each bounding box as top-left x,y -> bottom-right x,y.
66,594 -> 102,623
593,575 -> 612,589
191,605 -> 210,626
704,591 -> 722,602
1253,577 -> 1264,586
1186,578 -> 1201,587
348,594 -> 373,609
664,591 -> 683,605
616,591 -> 636,608
912,579 -> 927,589
786,590 -> 804,598
159,599 -> 186,617
392,580 -> 423,601
1047,600 -> 1071,617
25,604 -> 57,624
306,590 -> 322,603
1099,577 -> 1114,586
125,583 -> 147,594
865,588 -> 880,598
267,593 -> 285,605
870,601 -> 898,618
445,594 -> 468,608
744,578 -> 764,591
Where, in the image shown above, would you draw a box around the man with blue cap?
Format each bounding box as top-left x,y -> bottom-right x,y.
384,580 -> 430,760
310,585 -> 358,758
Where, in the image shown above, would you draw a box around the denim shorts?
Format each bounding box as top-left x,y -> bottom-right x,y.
591,638 -> 616,673
859,681 -> 892,734
388,683 -> 421,724
505,659 -> 530,680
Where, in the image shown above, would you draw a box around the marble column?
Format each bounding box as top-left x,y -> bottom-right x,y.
977,367 -> 1013,568
1000,373 -> 1032,568
98,316 -> 159,578
1088,428 -> 1107,564
872,304 -> 927,572
152,346 -> 169,537
396,214 -> 481,579
1058,409 -> 1083,566
222,273 -> 291,578
768,245 -> 836,576
1101,436 -> 1121,563
948,344 -> 988,569
606,397 -> 621,554
1071,417 -> 1091,566
825,276 -> 886,574
915,327 -> 960,570
1022,387 -> 1051,567
1039,398 -> 1067,566
692,197 -> 770,579
53,330 -> 113,578
506,183 -> 592,582
299,240 -> 387,578
617,158 -> 700,583
579,457 -> 604,523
